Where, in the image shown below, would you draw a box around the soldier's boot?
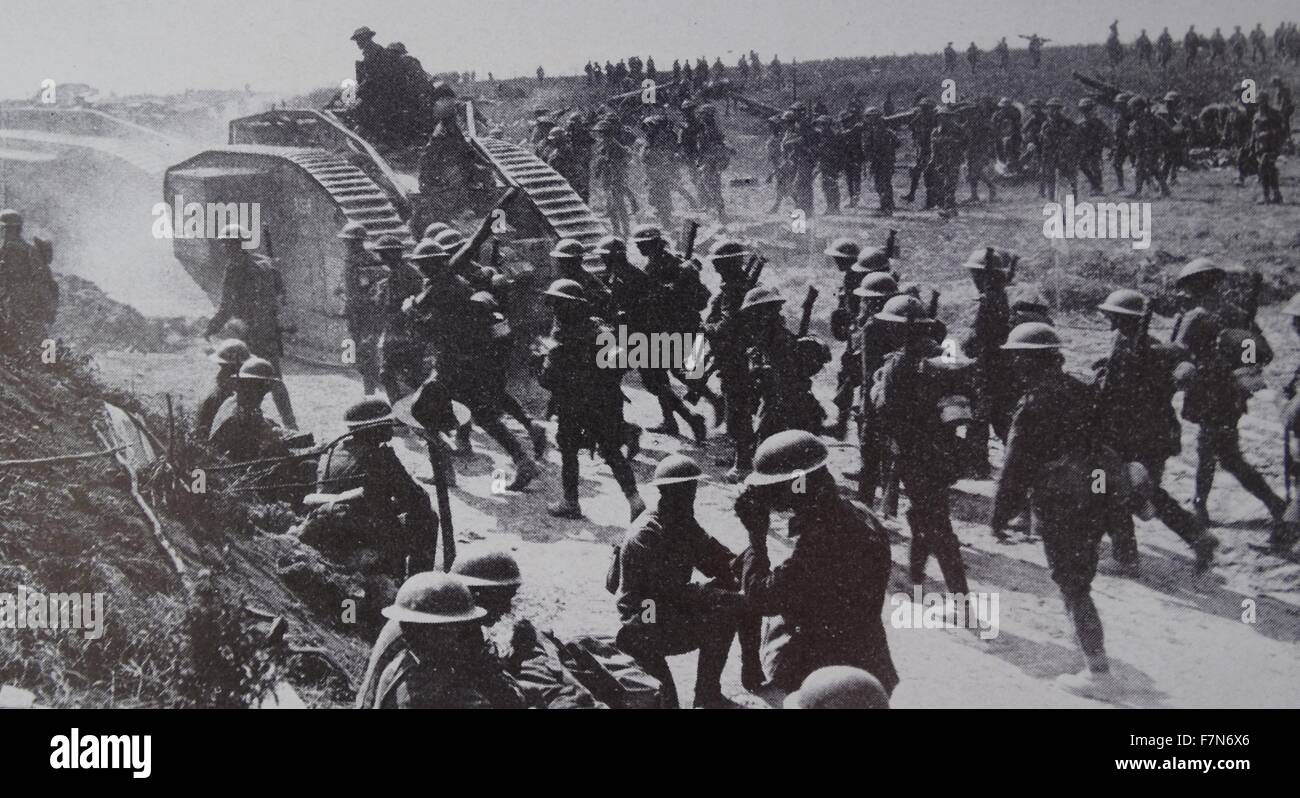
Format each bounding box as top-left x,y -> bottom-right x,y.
1109,514 -> 1141,577
1192,497 -> 1212,528
528,423 -> 549,458
454,422 -> 474,456
606,450 -> 646,521
687,412 -> 708,445
738,612 -> 765,691
624,422 -> 642,459
547,449 -> 584,519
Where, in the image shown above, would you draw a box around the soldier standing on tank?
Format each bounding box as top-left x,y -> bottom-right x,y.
872,294 -> 971,596
351,27 -> 397,145
929,106 -> 967,216
839,110 -> 865,209
1173,259 -> 1287,541
734,431 -> 900,696
702,241 -> 757,481
1076,98 -> 1110,195
902,98 -> 937,207
862,107 -> 899,217
991,322 -> 1120,700
1126,96 -> 1171,198
540,278 -> 645,521
1039,98 -> 1078,200
0,209 -> 59,354
543,126 -> 584,197
203,224 -> 297,430
1093,289 -> 1218,573
812,115 -> 843,214
337,222 -> 386,395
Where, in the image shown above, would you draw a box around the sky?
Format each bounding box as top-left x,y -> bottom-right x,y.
0,0 -> 1294,100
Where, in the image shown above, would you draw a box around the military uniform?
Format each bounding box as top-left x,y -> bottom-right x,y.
207,395 -> 287,464
840,113 -> 865,207
369,647 -> 526,709
739,495 -> 899,695
592,133 -> 633,236
812,120 -> 843,213
781,126 -> 816,216
863,119 -> 899,214
695,114 -> 730,222
703,271 -> 756,472
929,114 -> 968,213
904,104 -> 938,207
1039,109 -> 1078,200
0,229 -> 59,350
1128,105 -> 1171,197
342,246 -> 387,395
1076,109 -> 1111,194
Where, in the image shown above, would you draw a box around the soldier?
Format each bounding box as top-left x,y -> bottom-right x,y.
1039,98 -> 1078,200
542,127 -> 582,197
592,118 -> 633,236
694,105 -> 730,223
549,237 -> 614,321
812,115 -> 842,214
1135,29 -> 1153,66
203,224 -> 296,430
1272,76 -> 1294,144
350,27 -> 398,145
1023,33 -> 1047,69
848,272 -> 901,502
991,322 -> 1119,699
309,398 -> 443,578
992,97 -> 1023,169
702,241 -> 757,481
1173,258 -> 1286,540
1251,24 -> 1269,63
337,222 -> 385,395
929,106 -> 967,216
1020,99 -> 1047,182
640,115 -> 677,229
0,209 -> 59,353
826,238 -> 864,439
1076,98 -> 1110,194
360,572 -> 525,709
765,113 -> 792,213
417,97 -> 480,225
601,233 -> 707,443
1093,289 -> 1218,572
781,111 -> 817,216
1184,25 -> 1201,67
372,235 -> 426,403
1126,96 -> 1171,198
742,286 -> 829,447
995,37 -> 1010,69
871,295 -> 971,595
966,41 -> 980,74
1106,20 -> 1123,66
862,107 -> 899,216
613,454 -> 751,707
734,430 -> 899,695
965,97 -> 998,202
1110,92 -> 1133,190
1209,27 -> 1227,66
195,339 -> 252,438
1230,26 -> 1247,65
943,42 -> 957,72
539,278 -> 645,521
961,248 -> 1014,479
1157,28 -> 1174,69
564,113 -> 595,201
839,110 -> 865,209
1157,91 -> 1192,186
902,98 -> 938,207
207,357 -> 290,463
1251,97 -> 1284,204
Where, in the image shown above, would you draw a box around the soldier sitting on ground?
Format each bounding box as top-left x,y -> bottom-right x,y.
195,338 -> 251,438
207,356 -> 291,464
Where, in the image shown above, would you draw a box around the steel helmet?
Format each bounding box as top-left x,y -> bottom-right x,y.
547,126 -> 566,141
1097,288 -> 1147,316
997,97 -> 1012,108
234,356 -> 282,382
1114,91 -> 1132,105
1283,292 -> 1300,317
1045,97 -> 1063,109
468,291 -> 499,312
650,453 -> 706,486
549,238 -> 586,259
823,237 -> 861,261
1163,90 -> 1182,103
220,223 -> 251,241
630,223 -> 665,243
336,221 -> 368,240
0,209 -> 21,226
853,272 -> 899,298
813,114 -> 833,126
740,285 -> 785,312
708,239 -> 749,261
372,233 -> 406,252
745,430 -> 831,486
680,99 -> 697,111
1127,95 -> 1147,110
1175,256 -> 1225,283
863,106 -> 882,116
543,278 -> 587,303
407,239 -> 449,263
964,246 -> 1007,271
432,229 -> 466,250
780,110 -> 798,122
1000,322 -> 1064,350
795,336 -> 832,371
387,42 -> 407,55
1027,98 -> 1043,109
1077,97 -> 1096,110
873,294 -> 929,324
450,548 -> 522,588
917,97 -> 936,108
350,26 -> 376,41
852,247 -> 891,273
344,397 -> 395,430
422,221 -> 451,241
209,338 -> 252,366
381,572 -> 487,624
592,235 -> 627,256
783,666 -> 889,709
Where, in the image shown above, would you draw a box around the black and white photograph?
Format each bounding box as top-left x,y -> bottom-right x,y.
0,0 -> 1297,771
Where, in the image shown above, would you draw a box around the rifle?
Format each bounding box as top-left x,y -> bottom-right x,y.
798,286 -> 818,337
928,289 -> 941,320
884,229 -> 899,260
1071,71 -> 1125,104
449,186 -> 519,273
681,219 -> 700,260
